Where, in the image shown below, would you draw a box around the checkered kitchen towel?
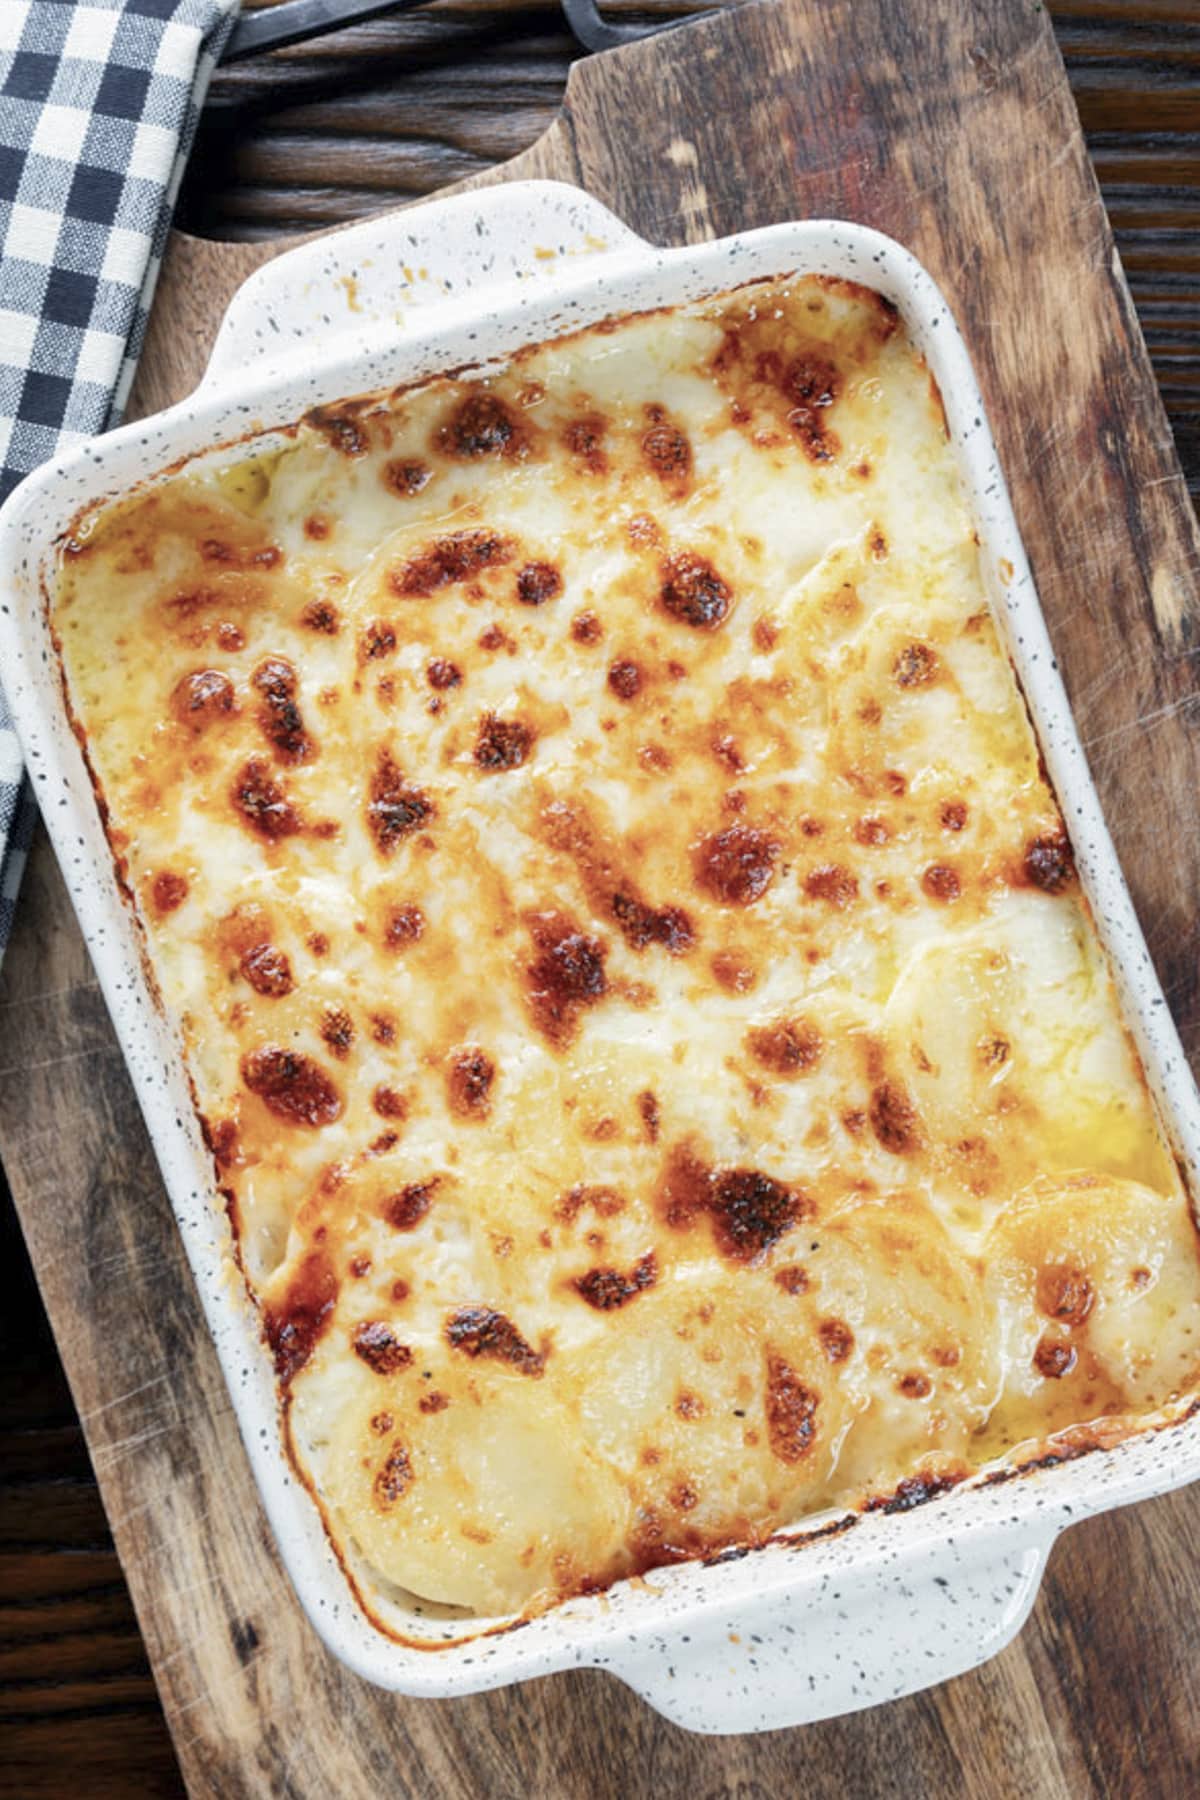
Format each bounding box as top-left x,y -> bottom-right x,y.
0,0 -> 240,955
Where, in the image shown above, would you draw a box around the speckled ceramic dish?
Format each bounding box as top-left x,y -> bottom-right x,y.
2,182 -> 1199,1733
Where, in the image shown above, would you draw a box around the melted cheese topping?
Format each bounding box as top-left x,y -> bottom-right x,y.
52,277 -> 1200,1619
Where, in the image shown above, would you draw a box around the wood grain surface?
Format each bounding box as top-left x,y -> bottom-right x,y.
4,1 -> 1200,1795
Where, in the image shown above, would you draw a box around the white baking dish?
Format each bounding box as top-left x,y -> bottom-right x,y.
2,180 -> 1199,1734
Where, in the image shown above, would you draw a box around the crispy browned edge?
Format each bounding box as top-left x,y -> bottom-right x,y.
40,272 -> 1200,1652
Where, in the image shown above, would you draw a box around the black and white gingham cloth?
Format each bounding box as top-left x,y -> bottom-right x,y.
0,0 -> 239,954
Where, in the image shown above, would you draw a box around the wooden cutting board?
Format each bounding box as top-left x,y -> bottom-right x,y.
5,0 -> 1200,1792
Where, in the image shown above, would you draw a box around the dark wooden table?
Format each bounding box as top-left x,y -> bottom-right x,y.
2,3 -> 1197,1794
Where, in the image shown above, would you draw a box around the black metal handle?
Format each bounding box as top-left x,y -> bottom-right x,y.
221,0 -> 437,64
219,0 -> 711,65
559,0 -> 655,50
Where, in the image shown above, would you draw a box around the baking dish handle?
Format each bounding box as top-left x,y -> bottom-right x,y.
607,1533 -> 1053,1734
199,180 -> 648,394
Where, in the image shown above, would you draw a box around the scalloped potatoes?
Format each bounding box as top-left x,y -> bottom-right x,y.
52,276 -> 1200,1618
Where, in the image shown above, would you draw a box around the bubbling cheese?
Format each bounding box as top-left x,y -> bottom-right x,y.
52,275 -> 1200,1620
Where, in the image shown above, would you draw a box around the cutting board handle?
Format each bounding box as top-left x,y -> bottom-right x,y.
199,180 -> 647,395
